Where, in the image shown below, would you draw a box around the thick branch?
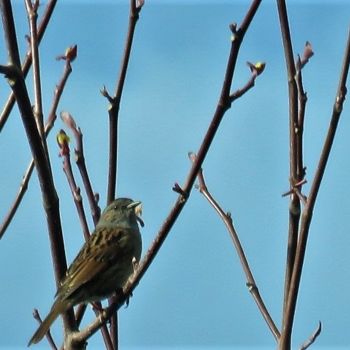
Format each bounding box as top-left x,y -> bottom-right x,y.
0,0 -> 76,338
276,2 -> 301,346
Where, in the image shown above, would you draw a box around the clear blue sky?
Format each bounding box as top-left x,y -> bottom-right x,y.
0,1 -> 349,349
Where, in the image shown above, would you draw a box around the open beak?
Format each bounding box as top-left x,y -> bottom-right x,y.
128,200 -> 144,227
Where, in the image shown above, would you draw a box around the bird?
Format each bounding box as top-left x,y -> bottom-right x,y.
28,197 -> 143,346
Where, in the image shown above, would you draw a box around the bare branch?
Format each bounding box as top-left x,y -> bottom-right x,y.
276,2 -> 302,345
60,111 -> 101,226
0,0 -> 76,337
103,2 -> 145,346
57,129 -> 90,240
25,0 -> 45,140
189,152 -> 280,341
105,0 -> 144,204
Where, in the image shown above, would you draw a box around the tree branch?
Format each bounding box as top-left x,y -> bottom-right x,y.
276,2 -> 302,347
189,152 -> 280,341
60,111 -> 101,226
0,0 -> 76,339
105,0 -> 144,204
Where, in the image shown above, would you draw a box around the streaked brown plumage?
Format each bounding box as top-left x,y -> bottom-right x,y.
28,198 -> 143,346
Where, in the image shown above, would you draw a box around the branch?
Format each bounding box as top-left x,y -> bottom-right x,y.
281,27 -> 350,349
189,152 -> 280,341
65,1 -> 262,345
57,130 -> 90,240
60,111 -> 101,226
25,0 -> 45,140
0,51 -> 74,239
276,2 -> 302,345
0,0 -> 76,336
105,0 -> 144,204
0,0 -> 57,132
103,1 -> 145,347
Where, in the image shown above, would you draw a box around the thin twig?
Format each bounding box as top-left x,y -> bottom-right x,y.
189,152 -> 280,341
0,0 -> 57,132
66,1 -> 262,346
0,53 -> 73,239
25,0 -> 45,140
282,27 -> 350,349
60,111 -> 101,226
57,130 -> 90,240
299,322 -> 322,350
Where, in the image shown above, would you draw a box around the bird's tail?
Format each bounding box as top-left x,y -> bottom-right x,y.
28,300 -> 65,346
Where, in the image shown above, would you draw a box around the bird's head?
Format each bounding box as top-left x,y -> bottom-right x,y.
98,197 -> 144,230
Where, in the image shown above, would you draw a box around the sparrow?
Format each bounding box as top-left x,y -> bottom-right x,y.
28,197 -> 143,346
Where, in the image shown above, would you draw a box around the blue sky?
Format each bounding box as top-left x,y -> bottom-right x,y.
0,1 -> 350,349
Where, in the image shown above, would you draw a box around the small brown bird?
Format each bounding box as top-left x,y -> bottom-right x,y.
28,198 -> 143,346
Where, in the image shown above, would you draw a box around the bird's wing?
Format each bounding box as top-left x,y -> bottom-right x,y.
57,226 -> 131,300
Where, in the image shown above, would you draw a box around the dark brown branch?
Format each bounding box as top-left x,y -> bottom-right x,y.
0,0 -> 76,338
0,55 -> 73,239
66,1 -> 262,345
32,309 -> 58,350
0,0 -> 57,132
282,27 -> 350,349
299,322 -> 322,350
105,0 -> 144,204
104,1 -> 144,347
276,2 -> 301,346
189,152 -> 280,340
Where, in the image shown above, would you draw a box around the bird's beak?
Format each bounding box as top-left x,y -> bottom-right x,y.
128,200 -> 144,227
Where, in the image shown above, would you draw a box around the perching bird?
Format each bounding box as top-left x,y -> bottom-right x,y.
28,198 -> 143,346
